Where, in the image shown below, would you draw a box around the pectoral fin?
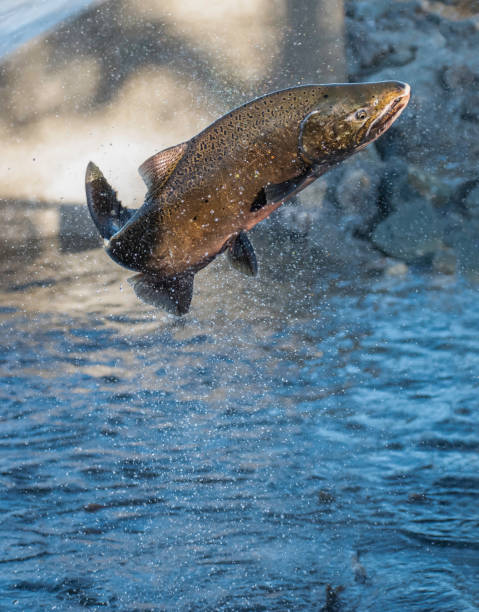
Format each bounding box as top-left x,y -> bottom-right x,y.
246,169 -> 322,227
264,178 -> 302,204
138,142 -> 188,194
250,188 -> 267,212
227,231 -> 258,276
128,272 -> 194,315
264,169 -> 320,206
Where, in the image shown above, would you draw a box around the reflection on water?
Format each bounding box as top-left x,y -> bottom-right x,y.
0,238 -> 478,610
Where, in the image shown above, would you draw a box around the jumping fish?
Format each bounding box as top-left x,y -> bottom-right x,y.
86,81 -> 410,314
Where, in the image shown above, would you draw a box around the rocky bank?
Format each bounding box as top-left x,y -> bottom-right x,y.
276,0 -> 479,276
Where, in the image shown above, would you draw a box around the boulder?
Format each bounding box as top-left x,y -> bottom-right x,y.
462,183 -> 479,217
343,0 -> 479,272
371,198 -> 444,262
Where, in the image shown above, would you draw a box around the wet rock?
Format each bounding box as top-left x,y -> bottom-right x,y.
274,189 -> 384,273
352,551 -> 368,583
432,246 -> 456,275
345,0 -> 479,271
462,183 -> 479,218
407,491 -> 430,504
321,584 -> 345,612
422,0 -> 479,20
385,261 -> 409,276
278,177 -> 329,237
441,62 -> 479,122
347,20 -> 392,75
371,198 -> 443,262
317,489 -> 336,504
378,156 -> 413,214
444,218 -> 479,274
407,164 -> 464,209
441,63 -> 477,91
334,148 -> 385,232
273,148 -> 386,270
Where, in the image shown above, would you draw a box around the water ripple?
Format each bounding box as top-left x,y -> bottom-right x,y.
0,246 -> 478,609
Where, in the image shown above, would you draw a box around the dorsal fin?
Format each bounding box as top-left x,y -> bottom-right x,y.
138,142 -> 187,193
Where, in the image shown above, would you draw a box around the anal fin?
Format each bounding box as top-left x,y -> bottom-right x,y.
128,272 -> 194,315
227,231 -> 258,276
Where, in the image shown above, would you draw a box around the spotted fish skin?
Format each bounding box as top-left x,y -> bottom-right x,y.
108,87 -> 323,277
86,81 -> 410,314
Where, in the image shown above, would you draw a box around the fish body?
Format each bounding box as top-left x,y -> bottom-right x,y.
86,81 -> 410,314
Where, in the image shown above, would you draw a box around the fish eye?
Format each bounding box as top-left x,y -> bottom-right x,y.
355,109 -> 368,121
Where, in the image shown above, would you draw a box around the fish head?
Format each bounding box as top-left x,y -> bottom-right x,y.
299,81 -> 410,167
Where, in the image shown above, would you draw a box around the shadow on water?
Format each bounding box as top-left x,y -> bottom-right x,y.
0,238 -> 479,610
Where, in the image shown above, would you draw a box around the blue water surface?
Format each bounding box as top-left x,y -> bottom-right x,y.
0,241 -> 478,610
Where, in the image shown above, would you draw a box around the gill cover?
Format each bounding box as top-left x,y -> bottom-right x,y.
299,108 -> 363,165
298,81 -> 410,165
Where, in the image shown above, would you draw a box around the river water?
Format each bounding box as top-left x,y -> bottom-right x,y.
0,236 -> 478,611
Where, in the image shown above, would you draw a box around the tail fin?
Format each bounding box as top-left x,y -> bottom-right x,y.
85,162 -> 135,240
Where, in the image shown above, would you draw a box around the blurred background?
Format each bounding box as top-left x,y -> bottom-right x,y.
1,0 -> 478,273
1,2 -> 479,610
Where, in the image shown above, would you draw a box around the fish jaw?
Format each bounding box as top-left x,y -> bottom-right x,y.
299,80 -> 411,165
363,81 -> 410,144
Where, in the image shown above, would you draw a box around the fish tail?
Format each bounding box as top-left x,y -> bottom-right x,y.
85,162 -> 135,240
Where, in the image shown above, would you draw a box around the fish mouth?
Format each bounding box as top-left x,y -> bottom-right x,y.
365,83 -> 410,142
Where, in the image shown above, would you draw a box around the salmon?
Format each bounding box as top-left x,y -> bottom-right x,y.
86,81 -> 410,314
